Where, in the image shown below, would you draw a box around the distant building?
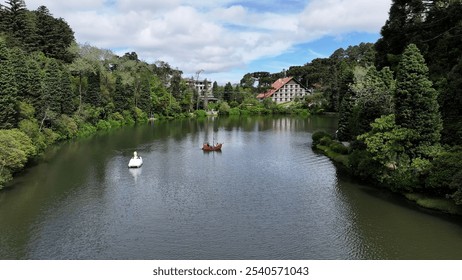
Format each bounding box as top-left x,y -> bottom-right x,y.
257,77 -> 311,104
184,78 -> 218,104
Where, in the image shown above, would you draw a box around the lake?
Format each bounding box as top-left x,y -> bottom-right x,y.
1,115 -> 461,259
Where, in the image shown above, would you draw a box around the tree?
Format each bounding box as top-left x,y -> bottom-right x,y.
375,0 -> 427,70
440,59 -> 462,145
34,6 -> 75,62
0,129 -> 35,189
1,0 -> 37,51
113,75 -> 131,112
357,114 -> 421,191
394,44 -> 442,155
60,67 -> 75,115
223,82 -> 233,102
41,58 -> 63,128
0,38 -> 18,129
84,70 -> 102,107
138,77 -> 151,115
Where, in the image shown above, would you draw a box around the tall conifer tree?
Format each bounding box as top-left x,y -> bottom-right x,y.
395,44 -> 442,154
42,59 -> 62,115
0,39 -> 18,129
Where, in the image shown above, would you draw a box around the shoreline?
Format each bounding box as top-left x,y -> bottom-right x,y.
314,144 -> 462,216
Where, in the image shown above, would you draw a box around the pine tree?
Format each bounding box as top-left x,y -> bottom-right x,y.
375,0 -> 427,70
24,56 -> 44,116
0,39 -> 18,128
440,59 -> 462,145
223,82 -> 233,102
9,47 -> 28,100
42,59 -> 62,115
60,68 -> 75,115
113,75 -> 131,112
2,0 -> 37,51
138,77 -> 151,114
395,44 -> 442,154
84,71 -> 102,107
34,6 -> 75,62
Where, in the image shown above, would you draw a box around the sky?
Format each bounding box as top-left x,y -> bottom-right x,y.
25,0 -> 392,84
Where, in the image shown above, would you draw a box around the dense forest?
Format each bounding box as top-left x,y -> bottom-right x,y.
1,0 -> 461,206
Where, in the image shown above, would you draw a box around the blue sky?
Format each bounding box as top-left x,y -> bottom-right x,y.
26,0 -> 391,84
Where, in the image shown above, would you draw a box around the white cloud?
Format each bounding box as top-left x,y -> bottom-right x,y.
299,0 -> 390,35
22,0 -> 391,83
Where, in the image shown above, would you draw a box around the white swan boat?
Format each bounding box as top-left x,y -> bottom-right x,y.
128,151 -> 143,168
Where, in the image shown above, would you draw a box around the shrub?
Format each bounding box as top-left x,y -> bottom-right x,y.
194,109 -> 207,118
19,119 -> 47,152
122,110 -> 135,126
229,108 -> 240,115
348,149 -> 382,180
76,123 -> 97,138
319,136 -> 333,146
96,120 -> 112,131
312,130 -> 332,146
426,146 -> 462,197
56,115 -> 79,139
134,107 -> 148,123
0,129 -> 36,189
329,141 -> 349,155
218,102 -> 230,114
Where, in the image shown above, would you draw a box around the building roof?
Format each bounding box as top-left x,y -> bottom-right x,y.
256,77 -> 293,99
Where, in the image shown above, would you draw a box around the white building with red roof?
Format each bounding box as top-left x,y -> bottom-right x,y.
256,77 -> 311,104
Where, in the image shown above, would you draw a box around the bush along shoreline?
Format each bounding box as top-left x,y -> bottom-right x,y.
311,130 -> 462,216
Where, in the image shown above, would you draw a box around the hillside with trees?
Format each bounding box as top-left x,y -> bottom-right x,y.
0,0 -> 192,189
0,0 -> 305,190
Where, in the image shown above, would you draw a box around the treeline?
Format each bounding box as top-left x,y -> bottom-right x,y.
309,0 -> 462,206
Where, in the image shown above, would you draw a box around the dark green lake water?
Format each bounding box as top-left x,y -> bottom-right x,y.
1,115 -> 461,259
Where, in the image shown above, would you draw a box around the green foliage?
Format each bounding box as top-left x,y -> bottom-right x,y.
338,65 -> 395,141
425,146 -> 462,198
96,119 -> 112,131
122,110 -> 135,126
76,122 -> 97,138
55,115 -> 78,139
218,102 -> 230,114
348,149 -> 382,180
18,119 -> 46,152
404,193 -> 462,215
441,58 -> 462,145
375,1 -> 462,145
329,141 -> 349,155
0,129 -> 36,189
395,44 -> 442,155
194,110 -> 207,118
84,70 -> 102,107
228,107 -> 240,115
0,38 -> 19,129
42,58 -> 63,116
311,130 -> 332,146
108,112 -> 125,127
133,107 -> 148,123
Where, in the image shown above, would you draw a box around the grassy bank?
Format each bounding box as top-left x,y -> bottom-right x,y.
404,193 -> 462,215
